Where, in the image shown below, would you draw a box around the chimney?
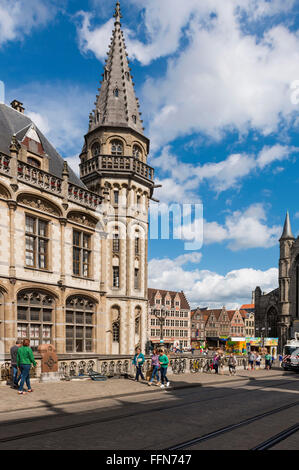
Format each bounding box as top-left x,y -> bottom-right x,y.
10,100 -> 25,114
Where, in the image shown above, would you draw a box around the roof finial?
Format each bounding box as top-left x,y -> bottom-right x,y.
280,211 -> 295,240
114,1 -> 122,25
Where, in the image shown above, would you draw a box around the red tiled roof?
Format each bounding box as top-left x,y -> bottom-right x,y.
240,304 -> 255,309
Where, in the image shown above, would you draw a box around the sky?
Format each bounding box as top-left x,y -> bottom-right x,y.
0,0 -> 298,309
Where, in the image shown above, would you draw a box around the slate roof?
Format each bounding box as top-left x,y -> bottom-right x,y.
90,2 -> 144,136
0,103 -> 85,188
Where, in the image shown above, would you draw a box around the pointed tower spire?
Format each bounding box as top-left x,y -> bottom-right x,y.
89,1 -> 144,135
280,211 -> 295,240
114,1 -> 122,25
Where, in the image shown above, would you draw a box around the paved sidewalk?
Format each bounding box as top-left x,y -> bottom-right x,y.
0,367 -> 290,415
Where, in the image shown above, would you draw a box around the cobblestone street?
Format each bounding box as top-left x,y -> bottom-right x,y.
1,368 -> 298,450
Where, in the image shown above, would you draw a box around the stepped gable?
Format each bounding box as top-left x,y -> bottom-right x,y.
148,288 -> 190,310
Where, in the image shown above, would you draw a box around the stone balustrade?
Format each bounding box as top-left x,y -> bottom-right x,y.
17,161 -> 62,195
68,183 -> 101,210
1,354 -> 249,383
0,154 -> 11,175
80,155 -> 155,182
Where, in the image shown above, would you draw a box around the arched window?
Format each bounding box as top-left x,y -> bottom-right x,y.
111,139 -> 123,156
133,145 -> 142,159
17,290 -> 55,351
91,142 -> 100,157
66,296 -> 96,353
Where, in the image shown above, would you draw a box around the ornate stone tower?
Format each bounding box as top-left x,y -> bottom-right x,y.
79,2 -> 155,354
278,212 -> 295,349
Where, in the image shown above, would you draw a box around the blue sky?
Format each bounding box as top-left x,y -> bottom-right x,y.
0,0 -> 298,307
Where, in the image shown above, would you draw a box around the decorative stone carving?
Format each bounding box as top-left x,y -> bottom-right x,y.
17,194 -> 61,217
67,211 -> 99,229
38,344 -> 58,373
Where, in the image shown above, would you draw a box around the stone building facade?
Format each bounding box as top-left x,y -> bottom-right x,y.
255,212 -> 299,352
0,2 -> 155,357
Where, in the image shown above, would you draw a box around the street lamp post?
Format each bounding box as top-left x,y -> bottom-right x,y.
153,306 -> 165,347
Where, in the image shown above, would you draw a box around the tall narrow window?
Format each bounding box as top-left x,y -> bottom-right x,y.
73,230 -> 91,278
134,268 -> 139,289
25,216 -> 49,269
113,88 -> 119,97
111,140 -> 123,156
135,237 -> 139,255
114,191 -> 119,205
113,234 -> 120,253
113,266 -> 120,288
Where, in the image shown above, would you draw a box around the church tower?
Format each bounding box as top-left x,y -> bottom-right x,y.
79,2 -> 155,354
278,212 -> 295,349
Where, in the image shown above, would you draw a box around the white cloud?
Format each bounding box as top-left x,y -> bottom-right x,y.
0,0 -> 59,46
151,144 -> 298,202
75,1 -> 299,149
148,255 -> 278,308
9,82 -> 94,161
179,203 -> 282,250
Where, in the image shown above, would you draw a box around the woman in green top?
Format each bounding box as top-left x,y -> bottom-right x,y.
17,339 -> 37,395
159,349 -> 170,388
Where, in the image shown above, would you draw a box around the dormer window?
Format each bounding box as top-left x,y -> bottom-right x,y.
111,140 -> 123,156
91,142 -> 100,157
27,157 -> 41,168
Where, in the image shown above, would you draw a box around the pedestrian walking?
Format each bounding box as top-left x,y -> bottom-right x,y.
148,348 -> 160,386
255,353 -> 261,370
228,354 -> 237,375
10,340 -> 22,389
17,339 -> 37,395
213,353 -> 220,374
248,352 -> 255,370
132,347 -> 145,382
159,349 -> 170,388
265,352 -> 272,370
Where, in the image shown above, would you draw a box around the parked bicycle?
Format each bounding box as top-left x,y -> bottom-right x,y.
172,358 -> 186,374
190,358 -> 203,373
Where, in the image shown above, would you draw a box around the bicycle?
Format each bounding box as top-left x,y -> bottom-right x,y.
172,358 -> 186,374
190,358 -> 202,373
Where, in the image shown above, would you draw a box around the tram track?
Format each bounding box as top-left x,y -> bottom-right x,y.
166,401 -> 299,450
0,377 -> 298,445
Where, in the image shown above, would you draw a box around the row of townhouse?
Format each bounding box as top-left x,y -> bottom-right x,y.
191,306 -> 255,349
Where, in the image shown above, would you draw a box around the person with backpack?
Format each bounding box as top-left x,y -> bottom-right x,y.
17,339 -> 37,395
159,349 -> 170,388
132,347 -> 145,382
